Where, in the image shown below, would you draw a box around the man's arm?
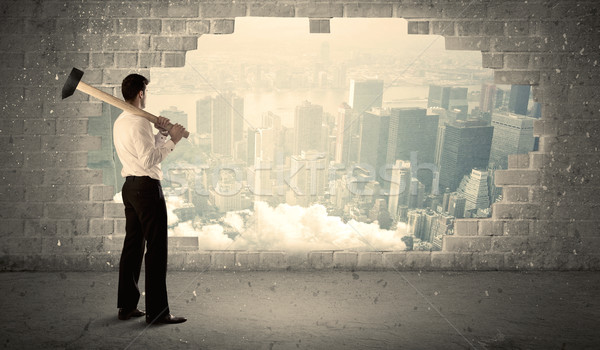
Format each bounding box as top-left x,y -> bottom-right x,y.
133,120 -> 176,170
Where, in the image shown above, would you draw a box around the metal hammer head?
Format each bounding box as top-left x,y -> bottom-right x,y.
61,68 -> 84,99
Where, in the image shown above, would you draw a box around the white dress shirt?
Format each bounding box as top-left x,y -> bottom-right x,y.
113,111 -> 176,181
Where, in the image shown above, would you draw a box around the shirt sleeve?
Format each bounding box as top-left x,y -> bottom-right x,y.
132,121 -> 176,170
155,131 -> 169,147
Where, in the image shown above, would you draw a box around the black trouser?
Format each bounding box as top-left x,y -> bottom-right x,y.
117,176 -> 170,319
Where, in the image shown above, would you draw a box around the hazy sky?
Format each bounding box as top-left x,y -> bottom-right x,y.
148,17 -> 485,130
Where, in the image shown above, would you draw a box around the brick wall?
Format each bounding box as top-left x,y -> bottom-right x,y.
1,0 -> 598,271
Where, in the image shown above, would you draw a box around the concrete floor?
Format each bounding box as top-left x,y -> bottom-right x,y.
0,270 -> 598,350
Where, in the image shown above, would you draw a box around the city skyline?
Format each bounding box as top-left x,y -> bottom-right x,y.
99,18 -> 538,252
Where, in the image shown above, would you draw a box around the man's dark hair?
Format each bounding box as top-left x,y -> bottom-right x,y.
121,74 -> 149,101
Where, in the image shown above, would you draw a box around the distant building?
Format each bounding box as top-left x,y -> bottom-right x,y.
246,128 -> 255,165
457,168 -> 490,212
407,178 -> 426,209
288,150 -> 328,207
488,111 -> 536,170
388,160 -> 411,218
211,94 -> 244,157
438,119 -> 493,192
441,187 -> 452,213
195,97 -> 211,134
255,127 -> 277,164
480,82 -> 496,114
349,79 -> 384,115
369,198 -> 392,229
209,168 -> 245,212
248,158 -> 273,204
508,85 -> 530,116
407,209 -> 437,243
386,108 -> 439,164
293,101 -> 324,154
357,108 -> 390,185
447,193 -> 466,219
385,107 -> 439,191
335,102 -> 358,165
427,85 -> 469,114
160,106 -> 188,129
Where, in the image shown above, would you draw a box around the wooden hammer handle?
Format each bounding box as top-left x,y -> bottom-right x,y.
77,81 -> 190,138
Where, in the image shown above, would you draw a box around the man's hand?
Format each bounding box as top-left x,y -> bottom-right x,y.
169,123 -> 186,144
154,116 -> 170,135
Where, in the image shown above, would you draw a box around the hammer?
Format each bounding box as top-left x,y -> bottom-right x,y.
62,67 -> 189,138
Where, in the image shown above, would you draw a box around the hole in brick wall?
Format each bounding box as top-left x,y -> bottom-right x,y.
110,18 -> 539,252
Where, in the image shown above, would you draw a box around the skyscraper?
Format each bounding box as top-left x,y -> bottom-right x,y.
196,97 -> 211,134
293,101 -> 323,154
357,108 -> 390,185
288,150 -> 328,207
246,128 -> 255,165
495,88 -> 506,108
438,119 -> 493,192
508,85 -> 530,115
349,79 -> 384,115
388,160 -> 411,218
385,108 -> 439,191
488,111 -> 536,169
457,168 -> 490,212
448,87 -> 469,114
447,193 -> 466,219
386,108 -> 439,163
428,85 -> 468,114
480,82 -> 496,114
211,94 -> 244,157
335,102 -> 356,165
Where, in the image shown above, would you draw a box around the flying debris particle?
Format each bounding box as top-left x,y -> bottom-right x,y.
573,250 -> 577,255
193,290 -> 197,297
485,290 -> 489,297
434,291 -> 439,296
55,74 -> 59,80
57,240 -> 61,247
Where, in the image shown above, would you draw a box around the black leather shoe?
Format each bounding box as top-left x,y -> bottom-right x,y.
118,308 -> 145,320
146,314 -> 187,324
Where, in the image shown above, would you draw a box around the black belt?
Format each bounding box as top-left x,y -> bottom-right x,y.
126,175 -> 160,183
